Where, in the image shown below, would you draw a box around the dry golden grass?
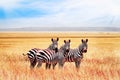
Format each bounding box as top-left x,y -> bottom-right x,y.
0,32 -> 120,80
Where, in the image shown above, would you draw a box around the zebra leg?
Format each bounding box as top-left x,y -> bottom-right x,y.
46,63 -> 51,69
46,63 -> 49,69
37,61 -> 42,68
60,63 -> 64,68
75,61 -> 78,71
48,64 -> 51,69
75,60 -> 81,71
30,62 -> 34,69
75,61 -> 80,68
52,63 -> 57,69
58,60 -> 65,68
30,58 -> 37,69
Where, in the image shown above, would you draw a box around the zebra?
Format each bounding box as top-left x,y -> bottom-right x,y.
23,38 -> 59,69
36,40 -> 71,69
45,38 -> 59,69
64,39 -> 88,70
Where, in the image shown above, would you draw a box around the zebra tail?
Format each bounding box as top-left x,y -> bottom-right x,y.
22,53 -> 27,56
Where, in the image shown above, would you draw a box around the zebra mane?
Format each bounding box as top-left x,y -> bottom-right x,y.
47,44 -> 53,50
78,44 -> 83,53
59,45 -> 65,51
58,45 -> 66,54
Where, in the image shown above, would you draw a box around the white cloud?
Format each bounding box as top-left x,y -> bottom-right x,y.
0,0 -> 22,10
0,0 -> 120,28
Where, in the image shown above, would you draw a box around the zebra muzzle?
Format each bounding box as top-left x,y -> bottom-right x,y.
66,49 -> 69,53
83,50 -> 87,53
54,48 -> 58,53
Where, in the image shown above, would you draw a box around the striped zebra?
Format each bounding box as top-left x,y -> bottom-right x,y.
23,38 -> 59,69
45,38 -> 59,69
36,40 -> 71,69
65,39 -> 88,69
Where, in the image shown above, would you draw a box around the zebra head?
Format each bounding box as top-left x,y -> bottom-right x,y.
50,37 -> 59,52
79,39 -> 88,53
62,40 -> 71,56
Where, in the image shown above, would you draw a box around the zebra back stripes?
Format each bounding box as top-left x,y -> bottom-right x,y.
61,39 -> 88,69
26,38 -> 59,69
27,48 -> 38,58
36,49 -> 56,63
65,48 -> 82,62
36,39 -> 71,69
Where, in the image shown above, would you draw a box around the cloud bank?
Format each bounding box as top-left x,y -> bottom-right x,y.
0,0 -> 120,28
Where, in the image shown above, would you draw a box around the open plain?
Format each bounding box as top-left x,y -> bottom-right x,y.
0,32 -> 120,80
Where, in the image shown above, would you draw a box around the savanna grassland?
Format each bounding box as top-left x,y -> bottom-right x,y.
0,32 -> 120,80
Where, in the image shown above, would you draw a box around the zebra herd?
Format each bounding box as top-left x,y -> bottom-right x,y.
23,38 -> 88,70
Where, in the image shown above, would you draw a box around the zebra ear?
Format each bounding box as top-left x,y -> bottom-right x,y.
86,39 -> 88,43
81,39 -> 84,43
64,40 -> 66,43
69,40 -> 71,43
51,38 -> 54,42
57,37 -> 59,41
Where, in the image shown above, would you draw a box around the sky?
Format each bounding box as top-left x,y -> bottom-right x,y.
0,0 -> 120,29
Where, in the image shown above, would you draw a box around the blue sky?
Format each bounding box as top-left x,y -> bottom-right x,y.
0,0 -> 120,28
